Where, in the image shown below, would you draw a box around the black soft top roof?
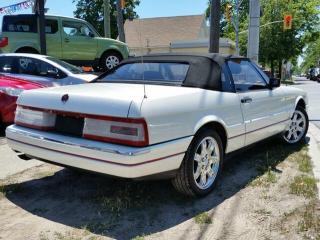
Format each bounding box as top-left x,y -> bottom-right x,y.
121,53 -> 242,91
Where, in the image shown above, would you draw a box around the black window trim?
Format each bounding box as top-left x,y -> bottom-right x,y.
227,58 -> 270,93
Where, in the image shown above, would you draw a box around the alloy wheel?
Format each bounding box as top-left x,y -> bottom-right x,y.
283,110 -> 307,144
193,136 -> 220,190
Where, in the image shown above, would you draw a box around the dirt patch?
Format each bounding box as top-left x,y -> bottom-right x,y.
0,138 -> 319,240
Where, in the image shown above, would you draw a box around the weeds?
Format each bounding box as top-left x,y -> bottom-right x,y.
194,212 -> 212,224
290,175 -> 318,199
250,167 -> 277,187
297,153 -> 312,173
298,201 -> 320,235
131,235 -> 146,240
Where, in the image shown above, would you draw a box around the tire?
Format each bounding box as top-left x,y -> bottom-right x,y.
99,51 -> 122,71
172,128 -> 224,197
16,47 -> 39,54
282,106 -> 309,144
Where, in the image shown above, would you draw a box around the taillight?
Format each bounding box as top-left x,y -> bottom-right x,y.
0,37 -> 8,48
83,118 -> 149,147
15,106 -> 56,130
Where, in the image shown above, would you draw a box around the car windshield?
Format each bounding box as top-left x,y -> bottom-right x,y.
45,57 -> 83,74
97,62 -> 189,84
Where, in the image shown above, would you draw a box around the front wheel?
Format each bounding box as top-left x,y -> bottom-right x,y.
172,128 -> 224,197
282,106 -> 309,144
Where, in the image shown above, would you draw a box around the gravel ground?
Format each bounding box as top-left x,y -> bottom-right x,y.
0,136 -> 319,240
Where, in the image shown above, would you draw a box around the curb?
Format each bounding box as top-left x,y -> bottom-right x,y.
308,123 -> 320,199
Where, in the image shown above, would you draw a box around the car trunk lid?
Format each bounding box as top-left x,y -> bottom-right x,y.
17,83 -> 146,118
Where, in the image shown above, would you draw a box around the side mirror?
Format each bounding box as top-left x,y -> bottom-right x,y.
47,69 -> 59,79
88,32 -> 95,38
269,78 -> 281,89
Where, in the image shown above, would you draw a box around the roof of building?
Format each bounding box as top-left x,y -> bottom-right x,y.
124,15 -> 205,48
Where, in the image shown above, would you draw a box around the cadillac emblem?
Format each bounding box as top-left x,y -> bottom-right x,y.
61,94 -> 69,103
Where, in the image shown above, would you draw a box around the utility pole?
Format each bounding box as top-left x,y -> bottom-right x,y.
247,0 -> 260,63
116,0 -> 125,42
232,0 -> 243,55
104,0 -> 111,38
35,0 -> 46,55
209,0 -> 221,53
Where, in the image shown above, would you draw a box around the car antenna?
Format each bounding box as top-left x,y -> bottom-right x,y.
137,18 -> 147,99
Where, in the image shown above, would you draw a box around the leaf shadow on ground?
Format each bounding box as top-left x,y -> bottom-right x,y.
3,138 -> 307,240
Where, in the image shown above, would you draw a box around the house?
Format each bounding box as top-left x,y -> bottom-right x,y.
124,15 -> 235,56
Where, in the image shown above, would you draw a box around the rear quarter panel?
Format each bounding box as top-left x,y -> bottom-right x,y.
0,32 -> 40,53
136,85 -> 245,153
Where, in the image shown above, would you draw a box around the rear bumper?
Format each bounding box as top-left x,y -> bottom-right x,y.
6,125 -> 192,178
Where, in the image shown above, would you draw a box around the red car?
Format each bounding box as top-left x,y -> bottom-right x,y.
0,74 -> 44,126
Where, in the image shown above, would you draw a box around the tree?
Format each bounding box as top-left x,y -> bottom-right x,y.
259,0 -> 319,76
73,0 -> 140,39
301,38 -> 320,72
206,0 -> 319,77
206,0 -> 249,55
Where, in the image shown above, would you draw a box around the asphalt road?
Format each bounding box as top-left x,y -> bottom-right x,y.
293,77 -> 320,129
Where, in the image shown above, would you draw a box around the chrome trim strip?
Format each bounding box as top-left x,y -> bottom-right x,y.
7,127 -> 192,156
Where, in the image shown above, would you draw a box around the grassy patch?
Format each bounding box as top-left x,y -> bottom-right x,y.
53,230 -> 92,240
281,80 -> 295,85
93,182 -> 155,217
131,235 -> 146,240
254,209 -> 272,216
298,201 -> 320,235
289,175 -> 318,199
0,181 -> 21,198
194,212 -> 212,224
250,168 -> 277,187
0,183 -> 6,198
279,201 -> 320,239
83,221 -> 117,235
297,153 -> 312,173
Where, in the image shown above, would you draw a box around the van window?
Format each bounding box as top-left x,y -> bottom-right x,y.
45,20 -> 59,34
2,15 -> 37,33
62,21 -> 95,37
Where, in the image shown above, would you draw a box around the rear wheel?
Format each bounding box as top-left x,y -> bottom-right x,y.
282,106 -> 309,144
16,47 -> 39,54
99,51 -> 122,71
172,128 -> 223,197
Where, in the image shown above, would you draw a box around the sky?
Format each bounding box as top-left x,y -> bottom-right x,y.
0,0 -> 209,27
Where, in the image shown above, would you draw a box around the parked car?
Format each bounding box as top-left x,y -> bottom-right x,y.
0,74 -> 44,126
0,14 -> 129,70
0,53 -> 97,86
6,53 -> 309,197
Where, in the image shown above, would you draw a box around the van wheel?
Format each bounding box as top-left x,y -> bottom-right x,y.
100,51 -> 122,71
16,47 -> 39,54
282,106 -> 309,144
172,128 -> 224,197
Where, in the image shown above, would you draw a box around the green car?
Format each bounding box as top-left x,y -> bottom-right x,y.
0,14 -> 129,70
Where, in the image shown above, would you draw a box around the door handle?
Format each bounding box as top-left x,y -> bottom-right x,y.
64,38 -> 70,43
241,97 -> 253,104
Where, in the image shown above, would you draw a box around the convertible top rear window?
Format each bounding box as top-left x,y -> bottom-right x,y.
100,63 -> 189,83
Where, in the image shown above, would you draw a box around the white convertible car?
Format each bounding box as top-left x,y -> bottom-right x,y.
6,53 -> 309,196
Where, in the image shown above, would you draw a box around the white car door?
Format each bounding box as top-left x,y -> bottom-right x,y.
228,59 -> 288,146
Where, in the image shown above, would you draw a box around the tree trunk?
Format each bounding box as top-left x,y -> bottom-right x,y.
271,60 -> 274,78
278,60 -> 282,80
